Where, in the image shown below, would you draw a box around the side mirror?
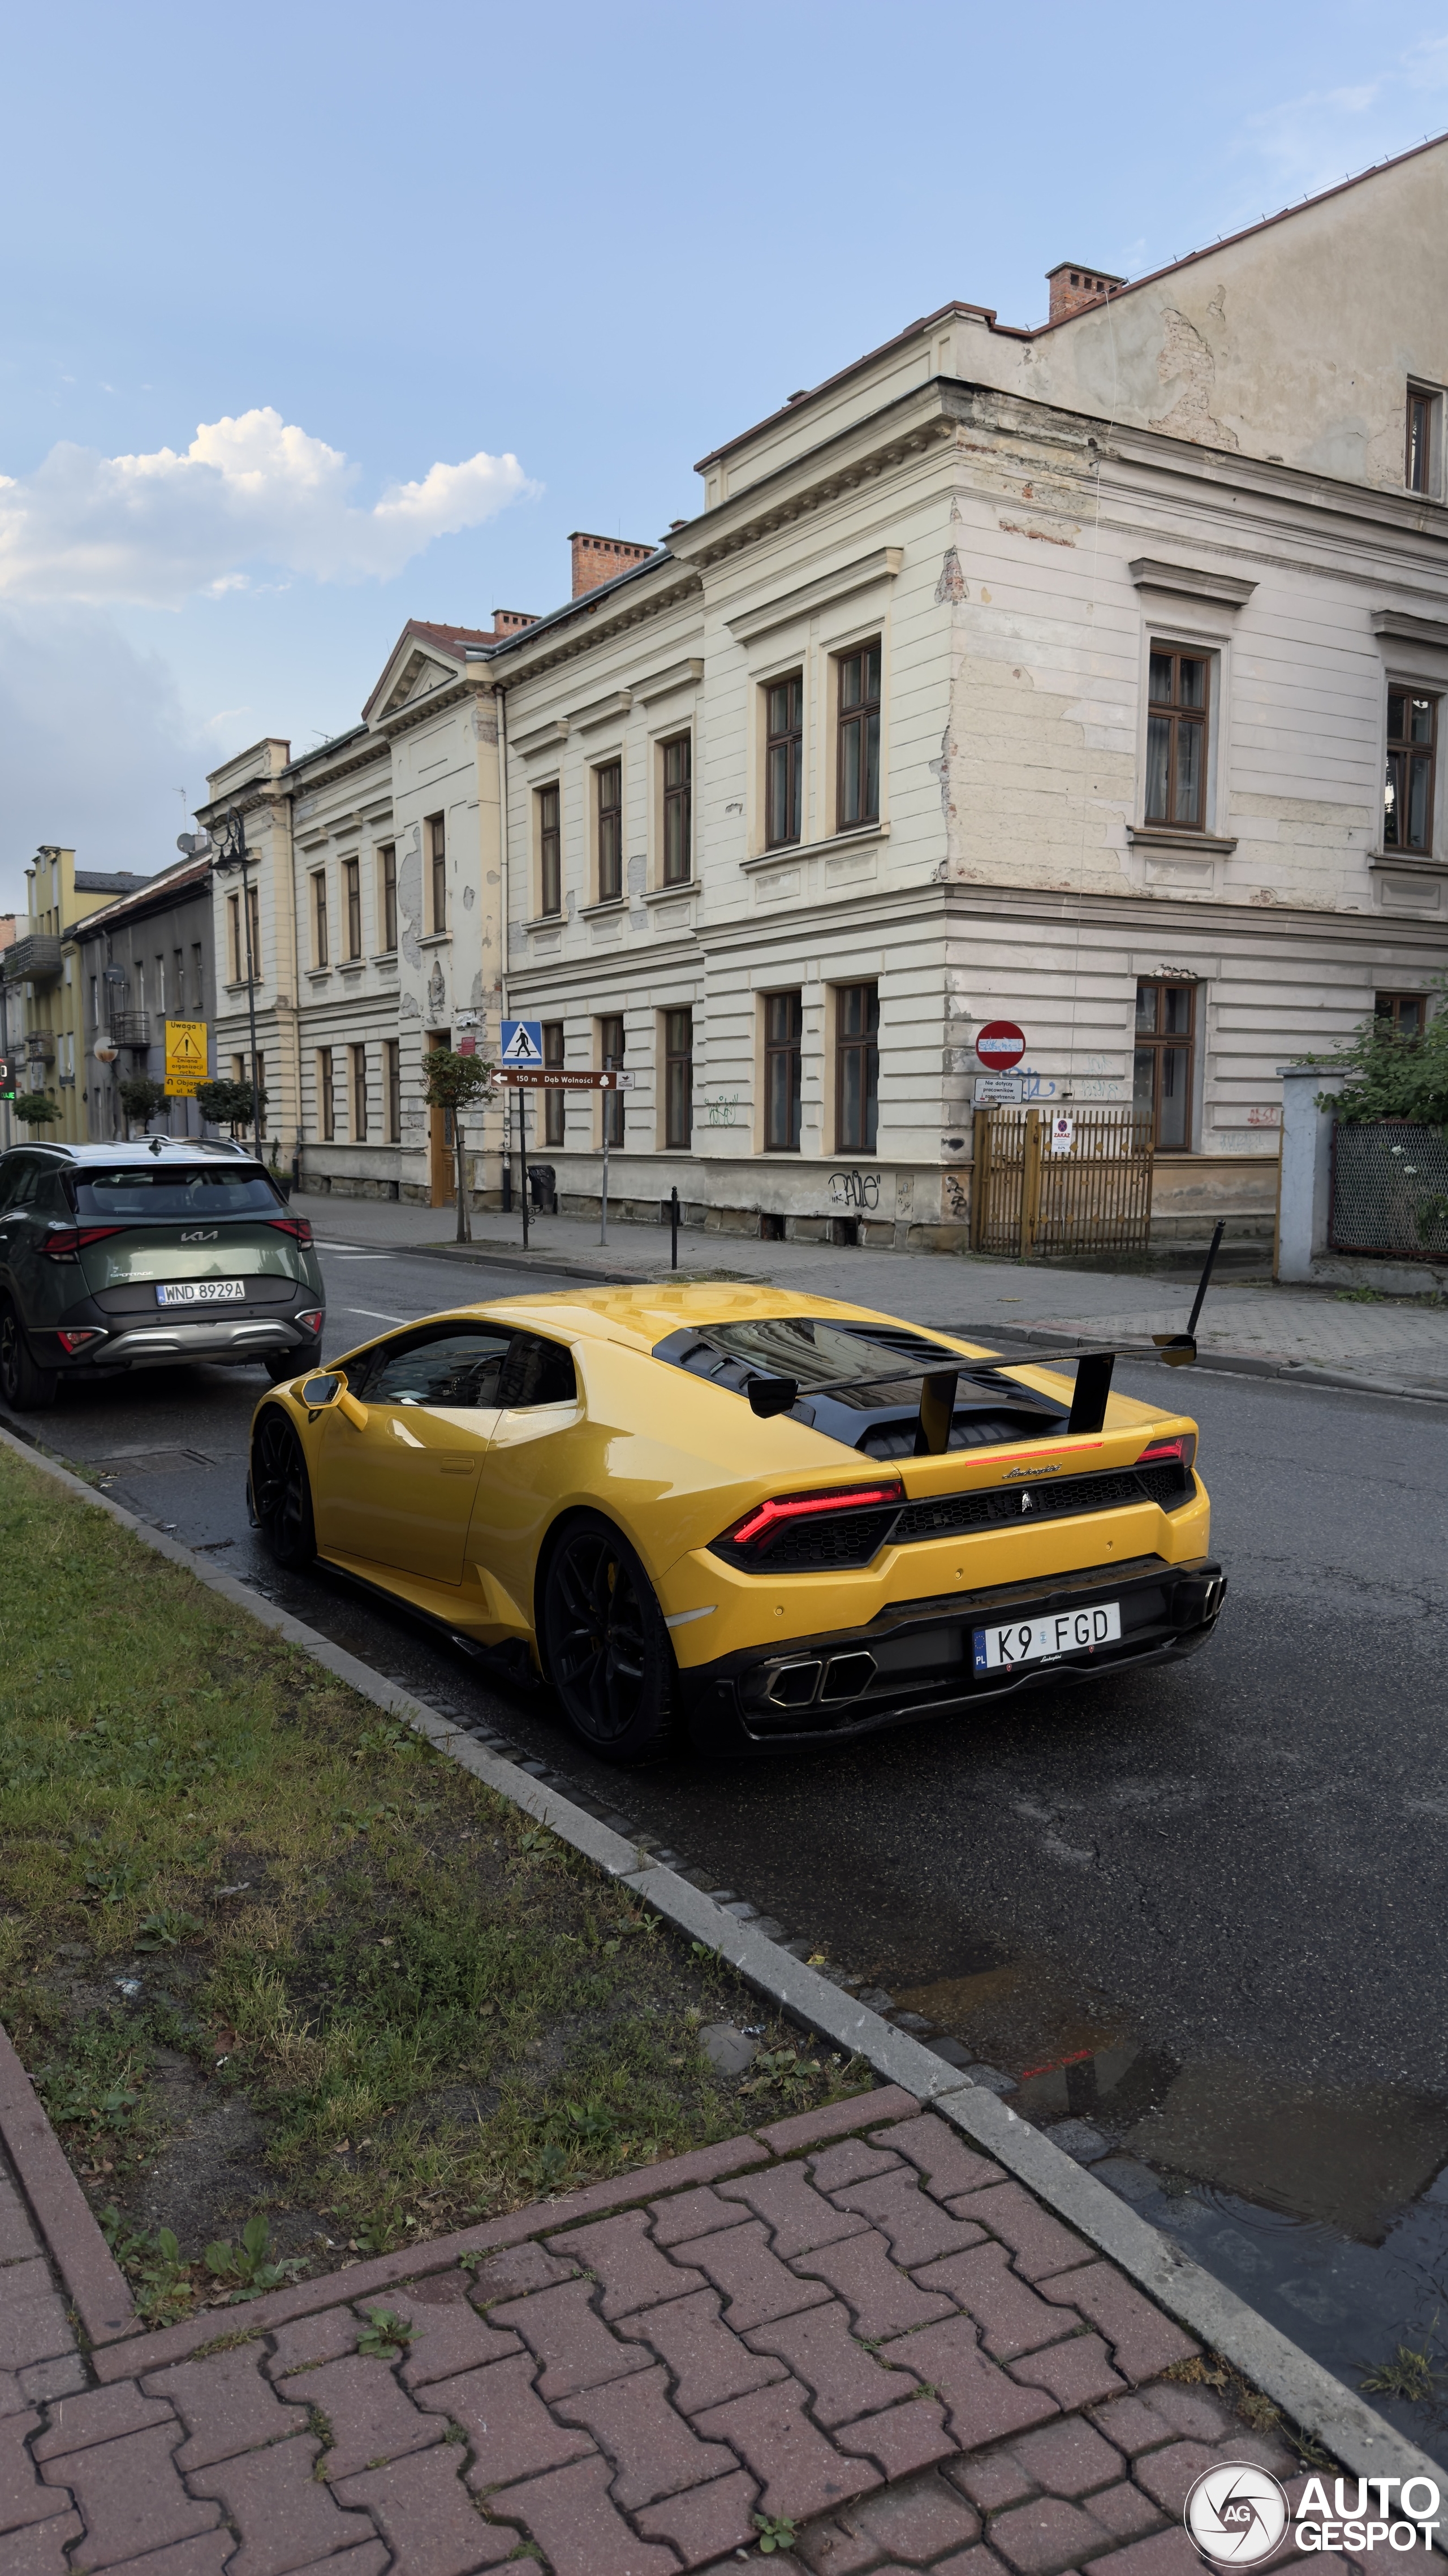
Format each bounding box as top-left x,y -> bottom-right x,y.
300,1374 -> 342,1408
747,1374 -> 799,1419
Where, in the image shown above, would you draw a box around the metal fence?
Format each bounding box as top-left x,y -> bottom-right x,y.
971,1105 -> 1155,1259
1329,1121 -> 1448,1261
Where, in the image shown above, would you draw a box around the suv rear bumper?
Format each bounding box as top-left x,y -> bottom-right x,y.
678,1552 -> 1226,1755
36,1314 -> 322,1373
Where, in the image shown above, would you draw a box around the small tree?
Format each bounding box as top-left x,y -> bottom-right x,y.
10,1091 -> 62,1128
421,1048 -> 497,1242
195,1077 -> 261,1139
118,1075 -> 169,1137
1312,979 -> 1448,1128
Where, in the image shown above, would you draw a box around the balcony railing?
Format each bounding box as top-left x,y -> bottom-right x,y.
2,933 -> 63,982
111,1012 -> 151,1047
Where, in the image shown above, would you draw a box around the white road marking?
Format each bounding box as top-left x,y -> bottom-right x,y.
343,1306 -> 410,1323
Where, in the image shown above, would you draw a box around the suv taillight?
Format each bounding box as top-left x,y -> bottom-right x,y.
41,1225 -> 126,1263
269,1216 -> 313,1246
1138,1435 -> 1196,1472
725,1480 -> 905,1550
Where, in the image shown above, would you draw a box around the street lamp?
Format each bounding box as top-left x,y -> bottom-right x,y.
180,810 -> 260,1157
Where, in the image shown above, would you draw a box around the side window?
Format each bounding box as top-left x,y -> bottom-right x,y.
356,1324 -> 514,1408
1,1161 -> 42,1214
498,1333 -> 576,1408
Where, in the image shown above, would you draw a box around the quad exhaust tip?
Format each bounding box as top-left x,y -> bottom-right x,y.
766,1651 -> 876,1711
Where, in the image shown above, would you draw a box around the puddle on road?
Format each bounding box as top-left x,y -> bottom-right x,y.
889,1951 -> 1448,2469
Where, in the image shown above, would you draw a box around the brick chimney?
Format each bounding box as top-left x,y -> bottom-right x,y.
490,609 -> 538,637
569,531 -> 657,598
1046,262 -> 1126,325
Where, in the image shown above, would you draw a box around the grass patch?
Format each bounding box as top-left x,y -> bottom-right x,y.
0,1443 -> 865,2323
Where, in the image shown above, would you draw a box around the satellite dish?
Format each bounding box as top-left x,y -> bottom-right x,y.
176,829 -> 213,857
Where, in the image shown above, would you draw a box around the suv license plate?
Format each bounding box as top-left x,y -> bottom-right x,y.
973,1601 -> 1122,1672
155,1280 -> 245,1305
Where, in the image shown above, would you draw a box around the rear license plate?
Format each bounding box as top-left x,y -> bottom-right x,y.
973,1601 -> 1122,1672
155,1280 -> 245,1305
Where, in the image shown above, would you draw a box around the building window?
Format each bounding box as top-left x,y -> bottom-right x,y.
312,871 -> 329,967
665,1007 -> 693,1149
384,1039 -> 400,1141
1375,990 -> 1429,1037
350,1043 -> 368,1142
191,943 -> 204,1009
1133,980 -> 1195,1151
538,784 -> 562,916
1145,647 -> 1209,830
427,813 -> 446,933
835,982 -> 879,1153
317,1047 -> 335,1142
765,673 -> 804,848
378,845 -> 397,952
543,1020 -> 565,1145
173,948 -> 184,1011
89,976 -> 98,1032
343,856 -> 361,960
599,1012 -> 625,1147
662,735 -> 691,884
764,991 -> 803,1151
596,762 -> 623,903
1407,387 -> 1438,494
227,894 -> 242,985
1384,689 -> 1438,852
837,643 -> 881,830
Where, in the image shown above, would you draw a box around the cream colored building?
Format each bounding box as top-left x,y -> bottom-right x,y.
209,139 -> 1448,1240
1,850 -> 152,1145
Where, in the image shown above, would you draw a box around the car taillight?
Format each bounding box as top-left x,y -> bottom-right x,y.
41,1226 -> 126,1262
269,1216 -> 313,1245
57,1327 -> 107,1354
296,1308 -> 324,1333
1139,1435 -> 1196,1472
726,1481 -> 906,1550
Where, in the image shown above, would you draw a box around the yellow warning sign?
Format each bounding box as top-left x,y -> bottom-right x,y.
164,1019 -> 208,1098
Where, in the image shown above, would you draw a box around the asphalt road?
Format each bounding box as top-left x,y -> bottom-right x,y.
9,1228 -> 1448,2458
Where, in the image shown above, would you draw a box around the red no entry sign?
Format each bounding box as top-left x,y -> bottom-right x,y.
975,1020 -> 1025,1070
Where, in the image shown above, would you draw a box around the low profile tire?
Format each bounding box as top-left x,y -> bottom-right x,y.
264,1340 -> 321,1385
541,1512 -> 678,1764
0,1298 -> 58,1412
251,1407 -> 316,1569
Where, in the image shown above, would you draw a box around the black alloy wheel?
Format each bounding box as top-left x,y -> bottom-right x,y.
0,1297 -> 58,1412
251,1407 -> 316,1569
541,1513 -> 676,1763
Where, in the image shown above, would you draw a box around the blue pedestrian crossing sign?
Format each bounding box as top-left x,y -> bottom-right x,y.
499,1019 -> 544,1067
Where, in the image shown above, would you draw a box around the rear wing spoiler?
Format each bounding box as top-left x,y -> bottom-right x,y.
746,1221 -> 1225,1453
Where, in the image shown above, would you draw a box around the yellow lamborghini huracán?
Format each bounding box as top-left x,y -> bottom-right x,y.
248,1283 -> 1225,1763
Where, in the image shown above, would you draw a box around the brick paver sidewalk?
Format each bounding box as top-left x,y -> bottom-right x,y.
1,2085 -> 1307,2576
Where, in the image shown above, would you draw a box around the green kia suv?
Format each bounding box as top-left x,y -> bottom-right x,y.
0,1140 -> 326,1411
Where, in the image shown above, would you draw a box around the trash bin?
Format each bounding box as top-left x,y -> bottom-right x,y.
528,1163 -> 557,1214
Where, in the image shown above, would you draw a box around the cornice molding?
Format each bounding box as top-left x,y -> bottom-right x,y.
514,716 -> 570,760
634,657 -> 704,704
1371,608 -> 1448,648
570,688 -> 634,733
488,566 -> 701,689
1128,558 -> 1256,606
725,547 -> 903,642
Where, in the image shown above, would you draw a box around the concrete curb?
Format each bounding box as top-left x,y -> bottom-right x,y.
2,1417 -> 1443,2510
0,2020 -> 135,2342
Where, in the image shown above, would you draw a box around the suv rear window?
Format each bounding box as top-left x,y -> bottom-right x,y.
71,1166 -> 285,1220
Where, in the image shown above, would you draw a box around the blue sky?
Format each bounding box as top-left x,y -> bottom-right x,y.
3,0 -> 1446,912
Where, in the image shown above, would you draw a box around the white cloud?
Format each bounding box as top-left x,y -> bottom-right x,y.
0,408 -> 537,607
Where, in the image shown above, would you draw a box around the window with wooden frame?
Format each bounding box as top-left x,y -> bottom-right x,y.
596,762 -> 623,902
317,1047 -> 335,1143
1407,387 -> 1439,494
246,886 -> 261,982
542,1020 -> 565,1145
598,1013 -> 625,1147
312,871 -> 329,968
764,991 -> 803,1151
537,783 -> 562,916
384,1039 -> 401,1142
191,943 -> 204,1009
226,895 -> 242,985
665,1007 -> 692,1149
426,813 -> 446,932
765,674 -> 804,848
1145,647 -> 1209,830
1132,980 -> 1196,1151
343,856 -> 361,960
378,845 -> 397,952
1384,689 -> 1438,852
1375,990 -> 1429,1038
662,735 -> 692,884
837,642 -> 881,830
835,982 -> 879,1154
350,1043 -> 368,1143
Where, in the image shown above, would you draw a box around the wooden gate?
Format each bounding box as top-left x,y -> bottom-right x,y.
970,1106 -> 1154,1258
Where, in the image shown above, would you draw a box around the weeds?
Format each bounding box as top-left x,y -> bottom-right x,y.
1360,2341 -> 1447,2402
356,2307 -> 417,2359
754,2513 -> 799,2554
203,2215 -> 307,2301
